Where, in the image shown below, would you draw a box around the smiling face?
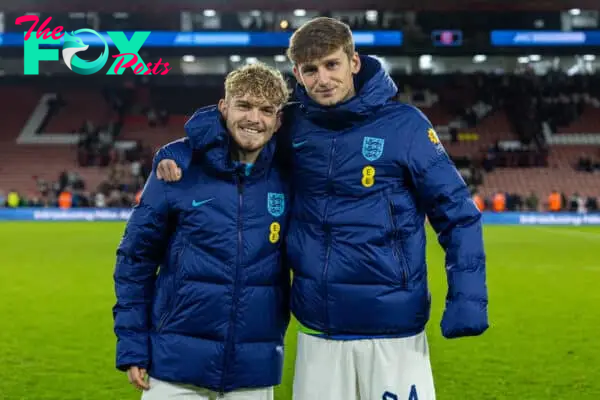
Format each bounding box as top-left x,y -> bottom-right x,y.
218,94 -> 281,154
218,63 -> 289,162
287,17 -> 360,106
293,47 -> 360,106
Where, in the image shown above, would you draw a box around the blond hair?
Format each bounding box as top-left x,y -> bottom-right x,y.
224,62 -> 290,108
287,17 -> 355,65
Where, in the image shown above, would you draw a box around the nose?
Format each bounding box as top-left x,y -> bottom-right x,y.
316,67 -> 331,86
247,107 -> 260,122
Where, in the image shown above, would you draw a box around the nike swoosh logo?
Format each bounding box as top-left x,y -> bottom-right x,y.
292,140 -> 307,149
192,198 -> 214,207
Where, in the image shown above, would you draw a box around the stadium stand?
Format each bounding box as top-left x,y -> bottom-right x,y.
0,71 -> 599,212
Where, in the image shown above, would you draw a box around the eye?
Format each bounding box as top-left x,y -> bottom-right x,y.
326,61 -> 339,69
301,67 -> 316,76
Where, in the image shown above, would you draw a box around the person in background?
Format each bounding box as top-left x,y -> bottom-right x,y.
7,190 -> 20,208
548,190 -> 561,212
493,191 -> 506,212
473,191 -> 485,211
525,191 -> 539,211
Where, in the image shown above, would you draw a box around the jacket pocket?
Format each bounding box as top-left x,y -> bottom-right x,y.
156,246 -> 185,332
387,199 -> 409,289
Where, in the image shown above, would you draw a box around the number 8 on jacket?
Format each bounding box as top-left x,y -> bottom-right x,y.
269,222 -> 281,243
361,165 -> 376,188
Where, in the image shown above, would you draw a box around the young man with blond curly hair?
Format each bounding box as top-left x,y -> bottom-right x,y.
156,17 -> 489,400
113,62 -> 292,400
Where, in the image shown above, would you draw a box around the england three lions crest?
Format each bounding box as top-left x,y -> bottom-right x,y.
267,193 -> 285,217
362,136 -> 385,161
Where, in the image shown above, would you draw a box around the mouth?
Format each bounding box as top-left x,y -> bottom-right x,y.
316,88 -> 335,96
240,126 -> 263,135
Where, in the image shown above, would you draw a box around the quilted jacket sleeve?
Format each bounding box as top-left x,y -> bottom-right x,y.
113,171 -> 171,370
151,138 -> 193,174
403,110 -> 489,339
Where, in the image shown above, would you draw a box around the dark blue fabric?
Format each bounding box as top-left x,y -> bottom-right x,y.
285,55 -> 488,339
150,56 -> 489,343
113,106 -> 291,392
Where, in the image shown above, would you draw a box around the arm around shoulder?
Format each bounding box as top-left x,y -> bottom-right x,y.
152,137 -> 194,176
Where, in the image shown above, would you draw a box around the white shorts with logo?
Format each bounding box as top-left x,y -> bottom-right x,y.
141,377 -> 274,400
293,331 -> 436,400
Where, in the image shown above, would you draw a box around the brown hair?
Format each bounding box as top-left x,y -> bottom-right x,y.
224,62 -> 290,108
287,17 -> 355,65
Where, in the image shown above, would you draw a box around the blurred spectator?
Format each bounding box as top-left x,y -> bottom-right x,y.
586,195 -> 598,212
525,192 -> 539,211
7,190 -> 20,208
507,193 -> 523,211
492,191 -> 506,212
547,190 -> 562,212
58,187 -> 73,209
568,193 -> 586,213
95,192 -> 106,208
472,191 -> 485,211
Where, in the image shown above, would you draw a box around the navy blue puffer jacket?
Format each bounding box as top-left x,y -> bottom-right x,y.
113,106 -> 291,392
280,56 -> 488,339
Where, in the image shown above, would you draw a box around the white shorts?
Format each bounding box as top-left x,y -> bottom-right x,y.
141,377 -> 274,400
293,331 -> 435,400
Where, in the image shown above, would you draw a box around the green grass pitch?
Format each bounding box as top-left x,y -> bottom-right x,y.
1,222 -> 599,399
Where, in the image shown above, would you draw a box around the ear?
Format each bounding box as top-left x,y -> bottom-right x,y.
218,98 -> 227,116
351,52 -> 361,74
292,65 -> 304,86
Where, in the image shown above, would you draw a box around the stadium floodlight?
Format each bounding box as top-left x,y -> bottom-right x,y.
569,9 -> 581,16
583,54 -> 596,61
365,11 -> 378,22
230,55 -> 241,63
250,10 -> 261,17
473,55 -> 487,63
203,9 -> 217,17
529,54 -> 541,62
419,55 -> 432,70
182,55 -> 195,63
246,57 -> 258,64
274,55 -> 287,62
294,9 -> 307,17
517,56 -> 530,64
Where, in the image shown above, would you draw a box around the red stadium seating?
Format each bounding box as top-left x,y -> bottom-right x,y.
481,167 -> 600,198
556,105 -> 600,135
0,79 -> 598,205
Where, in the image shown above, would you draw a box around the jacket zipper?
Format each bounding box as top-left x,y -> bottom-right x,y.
157,246 -> 184,332
321,137 -> 336,334
388,200 -> 408,289
221,175 -> 244,393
